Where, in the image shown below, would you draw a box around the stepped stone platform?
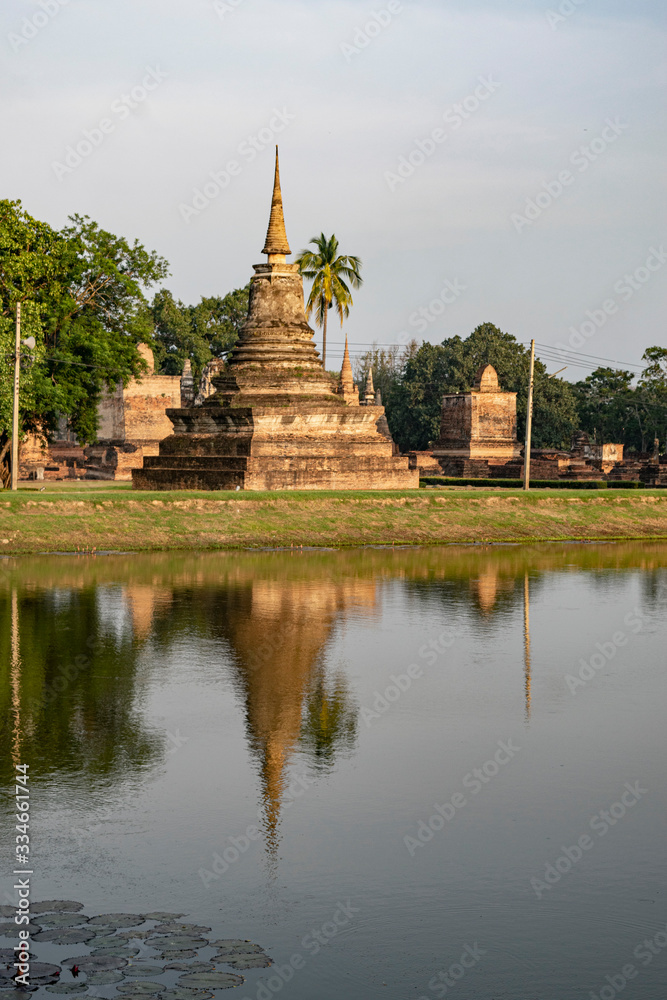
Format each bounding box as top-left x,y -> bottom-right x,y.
133,149 -> 417,492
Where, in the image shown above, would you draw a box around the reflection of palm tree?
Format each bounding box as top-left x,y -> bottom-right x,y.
298,667 -> 357,772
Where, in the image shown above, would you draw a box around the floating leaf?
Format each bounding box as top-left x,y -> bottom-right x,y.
89,948 -> 140,959
176,973 -> 244,990
34,930 -> 95,946
154,952 -> 197,962
85,972 -> 124,985
0,908 -> 16,919
88,916 -> 145,929
116,982 -> 164,994
45,985 -> 89,994
151,925 -> 211,936
0,922 -> 41,936
160,990 -> 213,1000
208,942 -> 250,950
214,945 -> 264,957
164,965 -> 214,974
147,937 -> 206,951
62,957 -> 128,973
220,956 -> 271,970
31,902 -> 84,915
38,915 -> 89,930
143,914 -> 185,922
120,967 -> 164,978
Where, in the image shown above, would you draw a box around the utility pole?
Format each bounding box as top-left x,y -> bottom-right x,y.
523,338 -> 535,491
10,303 -> 21,492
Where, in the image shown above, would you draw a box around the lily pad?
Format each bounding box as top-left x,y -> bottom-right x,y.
220,956 -> 271,970
46,985 -> 89,995
214,944 -> 264,957
31,902 -> 84,915
88,915 -> 144,929
116,983 -> 164,994
164,965 -> 214,974
143,914 -> 185,922
161,991 -> 213,1000
89,947 -> 140,959
120,967 -> 164,978
176,973 -> 244,990
0,908 -> 17,919
0,963 -> 62,983
148,937 -> 206,951
0,922 -> 41,936
34,929 -> 95,946
115,931 -> 150,941
84,972 -> 124,985
151,925 -> 211,936
0,949 -> 17,962
208,941 -> 252,950
154,951 -> 197,962
62,956 -> 128,973
39,914 -> 89,929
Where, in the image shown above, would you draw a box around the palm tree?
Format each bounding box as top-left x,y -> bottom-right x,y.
296,233 -> 362,368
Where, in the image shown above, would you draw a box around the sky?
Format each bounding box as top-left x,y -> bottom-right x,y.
2,0 -> 666,378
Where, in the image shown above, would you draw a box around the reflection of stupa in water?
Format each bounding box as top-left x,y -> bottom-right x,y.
224,577 -> 374,869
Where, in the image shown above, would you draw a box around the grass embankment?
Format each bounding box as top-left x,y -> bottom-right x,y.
3,483 -> 667,552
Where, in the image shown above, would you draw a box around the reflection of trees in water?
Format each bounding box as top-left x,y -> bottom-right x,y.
0,587 -> 163,789
298,666 -> 358,773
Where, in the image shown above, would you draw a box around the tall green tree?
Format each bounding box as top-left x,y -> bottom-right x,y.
0,200 -> 168,448
151,285 -> 249,376
296,234 -> 362,368
387,323 -> 578,453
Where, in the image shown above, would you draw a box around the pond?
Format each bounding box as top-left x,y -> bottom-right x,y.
1,543 -> 666,1000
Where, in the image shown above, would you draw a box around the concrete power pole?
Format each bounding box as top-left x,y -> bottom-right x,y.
10,303 -> 21,492
523,338 -> 535,491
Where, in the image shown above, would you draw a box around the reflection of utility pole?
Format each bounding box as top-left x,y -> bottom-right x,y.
11,588 -> 22,764
523,573 -> 531,724
11,304 -> 21,491
523,339 -> 535,491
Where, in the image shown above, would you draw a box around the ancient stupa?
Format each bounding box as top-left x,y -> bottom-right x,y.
133,149 -> 417,491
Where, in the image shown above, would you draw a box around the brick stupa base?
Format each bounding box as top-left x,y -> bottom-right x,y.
133,149 -> 416,492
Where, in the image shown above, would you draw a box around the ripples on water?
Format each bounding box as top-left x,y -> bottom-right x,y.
1,544 -> 666,1000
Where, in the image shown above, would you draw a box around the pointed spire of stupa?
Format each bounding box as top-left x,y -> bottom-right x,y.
340,336 -> 354,392
262,146 -> 291,260
364,367 -> 375,405
338,335 -> 359,405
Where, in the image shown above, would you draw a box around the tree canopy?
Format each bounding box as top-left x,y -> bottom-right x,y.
296,233 -> 362,369
1,199 -> 168,444
150,284 -> 249,377
385,322 -> 579,453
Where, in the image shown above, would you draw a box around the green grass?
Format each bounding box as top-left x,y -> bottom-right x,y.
3,484 -> 667,553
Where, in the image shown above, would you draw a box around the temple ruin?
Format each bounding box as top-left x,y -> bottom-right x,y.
132,149 -> 417,491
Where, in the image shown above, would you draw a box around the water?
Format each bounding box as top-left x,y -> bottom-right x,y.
1,544 -> 666,1000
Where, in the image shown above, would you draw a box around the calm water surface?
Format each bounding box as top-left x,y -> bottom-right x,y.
1,544 -> 666,999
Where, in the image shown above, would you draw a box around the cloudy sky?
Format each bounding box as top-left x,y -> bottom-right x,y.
2,0 -> 665,377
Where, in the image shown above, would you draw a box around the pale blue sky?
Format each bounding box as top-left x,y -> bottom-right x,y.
2,0 -> 665,375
